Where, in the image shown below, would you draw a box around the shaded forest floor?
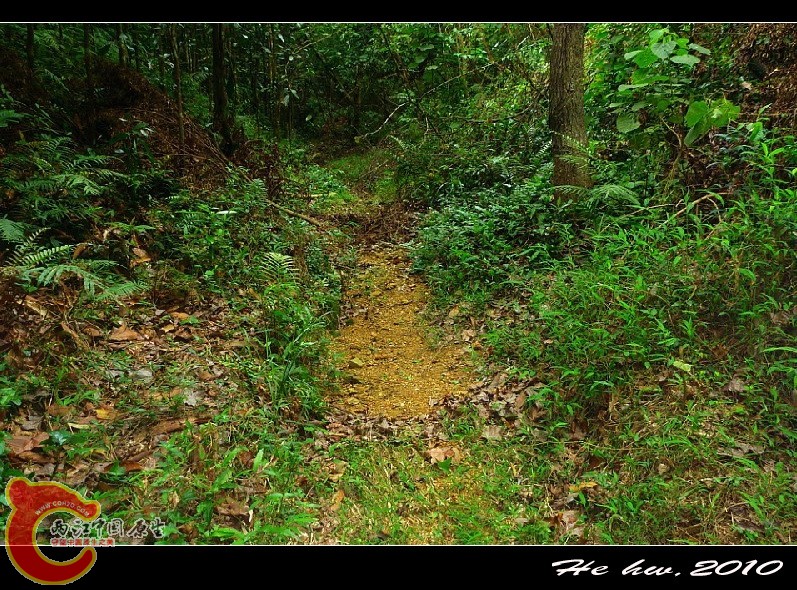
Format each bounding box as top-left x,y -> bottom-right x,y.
1,21 -> 796,550
3,148 -> 796,545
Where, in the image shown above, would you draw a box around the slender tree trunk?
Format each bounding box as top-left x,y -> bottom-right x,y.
549,23 -> 591,202
130,25 -> 141,71
83,25 -> 94,99
25,24 -> 35,75
251,56 -> 261,128
157,26 -> 167,88
227,31 -> 238,117
169,24 -> 185,156
212,24 -> 234,155
83,24 -> 96,139
268,24 -> 280,140
115,24 -> 129,67
183,29 -> 191,73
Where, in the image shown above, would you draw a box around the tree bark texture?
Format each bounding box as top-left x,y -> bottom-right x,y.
549,23 -> 591,201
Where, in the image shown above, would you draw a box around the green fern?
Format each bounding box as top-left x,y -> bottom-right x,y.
10,239 -> 73,269
0,217 -> 28,244
1,226 -> 142,302
2,134 -> 121,224
559,182 -> 641,214
259,252 -> 298,286
95,279 -> 145,301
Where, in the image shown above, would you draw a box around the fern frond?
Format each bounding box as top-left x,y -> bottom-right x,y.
590,183 -> 640,206
11,242 -> 72,268
33,264 -> 89,290
557,184 -> 591,199
0,217 -> 27,243
96,280 -> 144,301
260,252 -> 298,285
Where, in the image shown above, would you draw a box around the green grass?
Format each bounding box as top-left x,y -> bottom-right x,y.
0,151 -> 343,544
306,150 -> 397,215
403,128 -> 797,544
324,433 -> 552,544
315,366 -> 796,545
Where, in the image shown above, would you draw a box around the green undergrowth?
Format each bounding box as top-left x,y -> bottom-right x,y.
298,148 -> 398,216
402,122 -> 797,543
0,126 -> 345,542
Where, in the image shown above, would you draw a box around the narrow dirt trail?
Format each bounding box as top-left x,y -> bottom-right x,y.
329,245 -> 473,418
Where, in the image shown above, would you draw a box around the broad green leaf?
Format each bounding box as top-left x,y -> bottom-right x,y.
672,359 -> 692,373
651,41 -> 676,59
671,54 -> 700,66
684,121 -> 711,146
633,48 -> 659,68
685,101 -> 709,127
618,83 -> 649,92
747,121 -> 765,142
709,99 -> 740,126
631,70 -> 667,85
617,112 -> 641,133
649,28 -> 668,43
688,42 -> 711,55
624,50 -> 642,60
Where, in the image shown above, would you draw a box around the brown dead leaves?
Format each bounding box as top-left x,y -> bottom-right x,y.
109,322 -> 143,342
427,445 -> 463,464
7,431 -> 49,456
549,510 -> 585,541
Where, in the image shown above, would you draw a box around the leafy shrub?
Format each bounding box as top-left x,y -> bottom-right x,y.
149,172 -> 340,416
413,178 -> 573,295
416,119 -> 797,409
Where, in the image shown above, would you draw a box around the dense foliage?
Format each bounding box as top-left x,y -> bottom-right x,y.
0,23 -> 794,546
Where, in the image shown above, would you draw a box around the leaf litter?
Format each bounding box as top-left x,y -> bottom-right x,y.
329,245 -> 474,418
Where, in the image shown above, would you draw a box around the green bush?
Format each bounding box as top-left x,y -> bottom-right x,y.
416,120 -> 797,406
413,177 -> 572,295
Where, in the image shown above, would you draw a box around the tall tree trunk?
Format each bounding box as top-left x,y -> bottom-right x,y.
549,23 -> 590,202
130,25 -> 141,71
251,56 -> 261,128
83,25 -> 94,102
169,24 -> 185,156
212,24 -> 234,155
116,24 -> 129,67
157,25 -> 166,89
227,31 -> 238,117
82,24 -> 97,141
268,24 -> 280,140
25,24 -> 35,76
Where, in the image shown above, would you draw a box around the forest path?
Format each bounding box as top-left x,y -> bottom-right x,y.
313,153 -> 476,419
329,244 -> 473,418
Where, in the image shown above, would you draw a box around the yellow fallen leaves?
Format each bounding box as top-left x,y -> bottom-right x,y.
568,480 -> 599,493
